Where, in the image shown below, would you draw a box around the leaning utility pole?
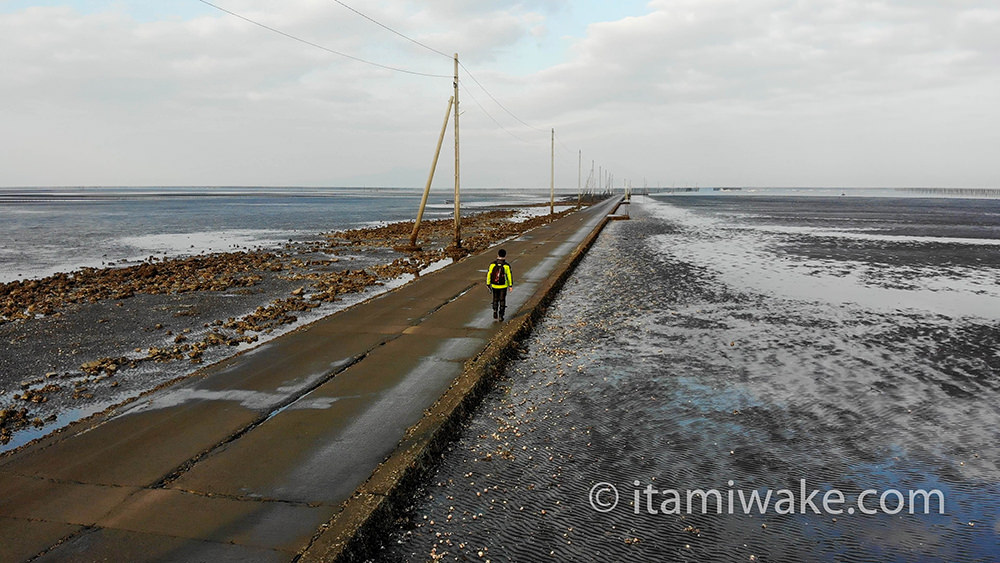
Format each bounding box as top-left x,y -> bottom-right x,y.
406,95 -> 454,249
577,149 -> 582,208
453,53 -> 461,248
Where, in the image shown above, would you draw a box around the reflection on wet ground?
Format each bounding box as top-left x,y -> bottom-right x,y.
378,196 -> 1000,562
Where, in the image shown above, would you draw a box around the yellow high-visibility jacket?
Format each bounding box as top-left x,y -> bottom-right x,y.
486,260 -> 513,289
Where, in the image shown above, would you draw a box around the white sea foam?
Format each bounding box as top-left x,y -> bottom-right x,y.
116,229 -> 297,256
509,205 -> 575,222
754,224 -> 1000,246
0,229 -> 302,283
0,245 -> 109,283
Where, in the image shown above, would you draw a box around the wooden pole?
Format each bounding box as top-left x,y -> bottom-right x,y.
453,53 -> 461,248
408,95 -> 454,248
550,128 -> 555,216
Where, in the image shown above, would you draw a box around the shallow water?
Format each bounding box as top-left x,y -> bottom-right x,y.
0,186 -> 561,450
379,196 -> 1000,562
0,186 -> 551,282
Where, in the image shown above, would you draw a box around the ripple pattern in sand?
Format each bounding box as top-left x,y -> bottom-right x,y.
378,198 -> 1000,562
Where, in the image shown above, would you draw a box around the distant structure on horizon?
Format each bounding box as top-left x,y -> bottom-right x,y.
901,187 -> 1000,198
649,187 -> 1000,198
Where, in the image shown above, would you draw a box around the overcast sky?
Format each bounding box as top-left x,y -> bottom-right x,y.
2,0 -> 998,189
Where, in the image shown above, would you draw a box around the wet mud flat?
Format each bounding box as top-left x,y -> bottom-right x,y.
0,206 -> 577,450
377,198 -> 1000,562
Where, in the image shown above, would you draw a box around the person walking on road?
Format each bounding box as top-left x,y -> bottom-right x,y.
486,249 -> 513,322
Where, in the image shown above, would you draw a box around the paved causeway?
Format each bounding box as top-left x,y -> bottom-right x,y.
0,197 -> 620,562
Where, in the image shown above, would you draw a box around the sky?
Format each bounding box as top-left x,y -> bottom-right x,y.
1,0 -> 998,189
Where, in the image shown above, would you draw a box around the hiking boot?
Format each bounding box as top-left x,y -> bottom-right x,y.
493,310 -> 498,319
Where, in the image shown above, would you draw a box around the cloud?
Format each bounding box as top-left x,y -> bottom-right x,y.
0,4 -> 425,185
1,0 -> 998,187
509,0 -> 1000,186
536,0 -> 999,106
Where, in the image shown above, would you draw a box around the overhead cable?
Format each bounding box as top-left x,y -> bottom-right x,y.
460,63 -> 548,134
197,0 -> 450,78
329,0 -> 452,59
459,82 -> 529,144
201,0 -> 572,155
556,135 -> 577,157
325,0 -> 549,136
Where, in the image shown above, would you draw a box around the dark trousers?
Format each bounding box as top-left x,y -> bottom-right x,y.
491,287 -> 508,318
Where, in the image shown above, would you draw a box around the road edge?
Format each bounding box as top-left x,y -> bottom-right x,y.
298,197 -> 623,562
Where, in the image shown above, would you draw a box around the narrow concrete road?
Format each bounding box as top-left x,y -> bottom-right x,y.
0,197 -> 619,562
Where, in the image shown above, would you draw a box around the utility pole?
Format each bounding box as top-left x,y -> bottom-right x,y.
550,128 -> 555,216
453,53 -> 461,248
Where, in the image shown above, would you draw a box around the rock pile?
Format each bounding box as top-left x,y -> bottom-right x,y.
0,252 -> 280,324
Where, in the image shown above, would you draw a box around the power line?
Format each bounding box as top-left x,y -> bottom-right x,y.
555,134 -> 576,157
203,0 -> 579,158
324,0 -> 551,139
197,0 -> 450,78
459,62 -> 548,134
329,0 -> 452,59
324,0 -> 548,136
459,82 -> 530,144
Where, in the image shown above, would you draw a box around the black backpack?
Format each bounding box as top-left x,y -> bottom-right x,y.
490,260 -> 506,285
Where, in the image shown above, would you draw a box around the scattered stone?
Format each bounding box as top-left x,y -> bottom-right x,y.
80,357 -> 128,376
